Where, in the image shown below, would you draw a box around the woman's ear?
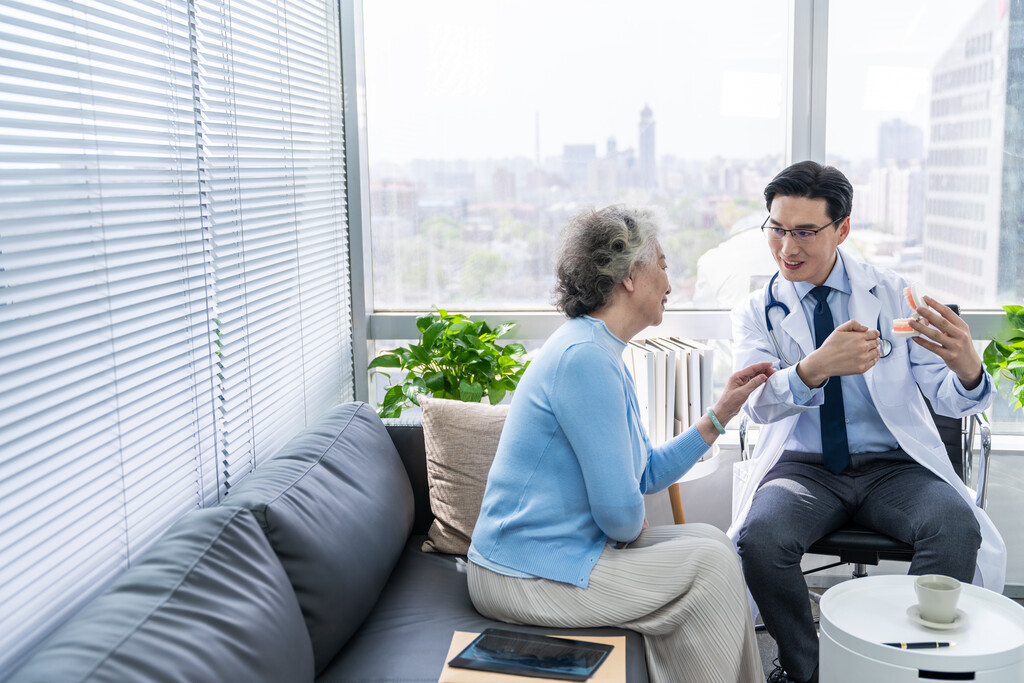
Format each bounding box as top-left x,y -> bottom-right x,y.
621,276 -> 635,293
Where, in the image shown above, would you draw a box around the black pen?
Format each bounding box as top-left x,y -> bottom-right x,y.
884,641 -> 955,649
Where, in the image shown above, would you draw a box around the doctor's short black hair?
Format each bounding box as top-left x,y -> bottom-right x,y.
764,160 -> 853,222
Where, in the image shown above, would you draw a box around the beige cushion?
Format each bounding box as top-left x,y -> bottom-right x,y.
420,396 -> 509,554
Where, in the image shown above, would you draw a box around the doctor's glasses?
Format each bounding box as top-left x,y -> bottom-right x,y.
761,215 -> 847,242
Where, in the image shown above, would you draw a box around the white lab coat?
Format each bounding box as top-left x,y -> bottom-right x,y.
727,249 -> 1006,592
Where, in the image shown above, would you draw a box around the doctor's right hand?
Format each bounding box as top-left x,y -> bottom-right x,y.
797,318 -> 881,387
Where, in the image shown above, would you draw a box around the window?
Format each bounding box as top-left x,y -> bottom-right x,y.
362,0 -> 790,311
360,1 -> 1022,434
827,0 -> 1024,429
0,0 -> 352,670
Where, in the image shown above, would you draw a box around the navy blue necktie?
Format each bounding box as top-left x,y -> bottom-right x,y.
811,286 -> 850,474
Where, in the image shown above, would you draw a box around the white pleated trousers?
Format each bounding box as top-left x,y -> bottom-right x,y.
467,523 -> 762,683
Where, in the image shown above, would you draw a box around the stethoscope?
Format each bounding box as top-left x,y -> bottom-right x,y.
765,272 -> 893,367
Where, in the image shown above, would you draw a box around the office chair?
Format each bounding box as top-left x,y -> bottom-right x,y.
738,401 -> 992,580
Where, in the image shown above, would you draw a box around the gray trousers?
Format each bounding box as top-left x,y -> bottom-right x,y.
736,449 -> 981,683
468,524 -> 762,683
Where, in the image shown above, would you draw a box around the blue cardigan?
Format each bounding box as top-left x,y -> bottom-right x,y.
469,316 -> 711,588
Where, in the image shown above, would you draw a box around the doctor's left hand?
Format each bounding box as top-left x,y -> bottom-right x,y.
910,296 -> 984,390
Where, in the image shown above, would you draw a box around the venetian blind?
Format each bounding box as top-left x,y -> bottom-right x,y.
195,0 -> 352,493
0,0 -> 352,671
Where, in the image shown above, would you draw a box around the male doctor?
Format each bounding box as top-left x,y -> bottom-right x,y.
729,161 -> 1005,683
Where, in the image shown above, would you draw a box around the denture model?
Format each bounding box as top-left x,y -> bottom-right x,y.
891,317 -> 918,338
892,283 -> 928,338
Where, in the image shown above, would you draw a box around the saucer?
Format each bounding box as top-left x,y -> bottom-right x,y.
906,605 -> 968,630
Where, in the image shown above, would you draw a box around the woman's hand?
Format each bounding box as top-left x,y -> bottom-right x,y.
713,361 -> 775,424
695,361 -> 774,446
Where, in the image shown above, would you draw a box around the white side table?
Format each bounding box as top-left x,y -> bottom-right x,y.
820,575 -> 1024,682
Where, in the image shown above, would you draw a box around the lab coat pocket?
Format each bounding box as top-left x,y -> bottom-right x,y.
872,343 -> 912,407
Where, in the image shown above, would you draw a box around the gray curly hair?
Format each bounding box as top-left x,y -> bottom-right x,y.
553,205 -> 661,318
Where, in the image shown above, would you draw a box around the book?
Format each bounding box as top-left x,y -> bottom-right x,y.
626,341 -> 656,439
644,338 -> 677,443
671,337 -> 714,418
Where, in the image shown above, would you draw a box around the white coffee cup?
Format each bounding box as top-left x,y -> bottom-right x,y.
915,574 -> 961,624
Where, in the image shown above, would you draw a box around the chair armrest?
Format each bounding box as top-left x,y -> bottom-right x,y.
971,414 -> 992,509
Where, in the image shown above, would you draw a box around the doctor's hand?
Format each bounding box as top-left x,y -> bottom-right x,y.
910,296 -> 984,390
798,319 -> 881,388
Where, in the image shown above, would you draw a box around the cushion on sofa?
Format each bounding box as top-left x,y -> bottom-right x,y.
224,401 -> 415,673
8,506 -> 313,683
420,396 -> 509,555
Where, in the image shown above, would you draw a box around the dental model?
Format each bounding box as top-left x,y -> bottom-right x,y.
891,317 -> 919,338
892,283 -> 930,338
903,282 -> 929,312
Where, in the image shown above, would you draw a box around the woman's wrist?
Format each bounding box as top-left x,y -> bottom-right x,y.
695,413 -> 719,446
711,400 -> 736,427
705,407 -> 726,434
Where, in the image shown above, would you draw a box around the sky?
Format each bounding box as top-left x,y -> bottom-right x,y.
361,0 -> 995,165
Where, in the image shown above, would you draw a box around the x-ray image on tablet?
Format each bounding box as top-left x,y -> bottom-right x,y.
447,628 -> 614,681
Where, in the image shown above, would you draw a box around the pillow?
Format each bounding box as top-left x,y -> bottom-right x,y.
420,396 -> 509,554
224,401 -> 414,674
9,506 -> 314,683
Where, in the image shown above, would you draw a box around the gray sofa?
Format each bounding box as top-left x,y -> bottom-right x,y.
9,401 -> 648,682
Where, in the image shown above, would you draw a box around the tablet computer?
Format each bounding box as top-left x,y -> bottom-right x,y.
447,628 -> 614,681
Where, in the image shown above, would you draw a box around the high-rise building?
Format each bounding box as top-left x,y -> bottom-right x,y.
638,105 -> 657,191
864,163 -> 925,241
924,0 -> 1023,305
562,144 -> 597,189
878,118 -> 924,166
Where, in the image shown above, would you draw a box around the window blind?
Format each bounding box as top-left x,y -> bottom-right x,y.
195,0 -> 352,493
0,0 -> 352,671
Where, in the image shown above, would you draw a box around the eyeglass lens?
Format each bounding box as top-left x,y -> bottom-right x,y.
763,227 -> 819,242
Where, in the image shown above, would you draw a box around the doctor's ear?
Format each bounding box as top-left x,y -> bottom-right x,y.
836,217 -> 852,244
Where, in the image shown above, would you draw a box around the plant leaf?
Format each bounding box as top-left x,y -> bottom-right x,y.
503,342 -> 527,358
377,403 -> 403,419
416,312 -> 439,333
459,380 -> 484,403
406,343 -> 432,366
403,377 -> 428,405
492,321 -> 517,338
487,382 -> 507,405
367,352 -> 403,369
421,320 -> 446,350
1002,304 -> 1024,327
423,371 -> 446,392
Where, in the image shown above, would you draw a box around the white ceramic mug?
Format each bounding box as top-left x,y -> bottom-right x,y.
915,574 -> 961,624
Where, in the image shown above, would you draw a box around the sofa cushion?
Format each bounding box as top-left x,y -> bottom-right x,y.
224,401 -> 414,673
317,535 -> 650,683
420,396 -> 509,555
9,506 -> 313,683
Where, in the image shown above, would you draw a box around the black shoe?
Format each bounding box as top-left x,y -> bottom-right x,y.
766,659 -> 818,683
766,659 -> 796,683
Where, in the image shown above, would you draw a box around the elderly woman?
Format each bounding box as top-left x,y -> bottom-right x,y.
467,205 -> 772,683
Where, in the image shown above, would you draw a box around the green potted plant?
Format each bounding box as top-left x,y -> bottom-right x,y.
982,304 -> 1024,411
368,308 -> 530,418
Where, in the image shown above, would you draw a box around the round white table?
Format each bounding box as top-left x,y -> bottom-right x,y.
819,575 -> 1024,682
